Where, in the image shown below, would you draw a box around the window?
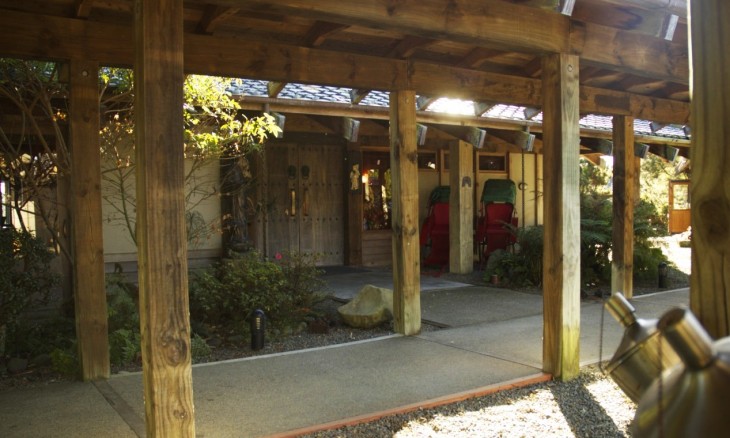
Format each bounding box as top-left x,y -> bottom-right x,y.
362,151 -> 391,230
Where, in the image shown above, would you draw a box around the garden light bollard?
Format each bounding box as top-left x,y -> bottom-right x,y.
251,309 -> 266,351
658,262 -> 668,288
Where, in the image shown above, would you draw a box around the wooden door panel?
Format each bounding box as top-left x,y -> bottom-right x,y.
265,143 -> 344,265
265,143 -> 298,256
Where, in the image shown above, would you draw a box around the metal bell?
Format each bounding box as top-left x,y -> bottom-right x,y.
604,292 -> 679,402
632,307 -> 730,437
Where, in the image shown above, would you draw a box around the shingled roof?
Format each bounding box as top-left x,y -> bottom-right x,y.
230,79 -> 689,141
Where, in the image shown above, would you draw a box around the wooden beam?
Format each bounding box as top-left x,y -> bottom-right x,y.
267,81 -> 286,98
491,130 -> 536,151
389,90 -> 421,336
349,89 -> 370,104
303,21 -> 348,47
542,53 -> 581,381
235,95 -> 691,147
689,0 -> 730,338
455,47 -> 504,69
600,0 -> 687,18
474,101 -> 496,117
236,0 -> 688,83
69,59 -> 109,381
0,10 -> 691,123
571,20 -> 688,83
449,139 -> 474,274
435,125 -> 487,149
135,0 -> 195,435
611,116 -> 635,299
386,36 -> 436,59
196,5 -> 239,35
75,0 -> 95,18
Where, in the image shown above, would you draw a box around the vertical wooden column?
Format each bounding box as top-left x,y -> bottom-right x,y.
449,140 -> 474,274
69,59 -> 109,381
389,90 -> 421,335
135,0 -> 195,436
688,0 -> 730,338
541,53 -> 581,381
611,116 -> 635,299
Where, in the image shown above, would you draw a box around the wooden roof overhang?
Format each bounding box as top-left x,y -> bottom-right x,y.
5,2 -> 723,437
0,0 -> 689,123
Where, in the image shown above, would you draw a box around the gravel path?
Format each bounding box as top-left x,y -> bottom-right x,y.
302,364 -> 636,438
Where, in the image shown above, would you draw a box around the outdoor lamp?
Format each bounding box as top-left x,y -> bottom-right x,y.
251,309 -> 266,351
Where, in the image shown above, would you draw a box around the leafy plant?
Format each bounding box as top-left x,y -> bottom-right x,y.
105,267 -> 142,366
484,225 -> 543,287
0,227 -> 58,331
189,251 -> 325,337
191,333 -> 212,360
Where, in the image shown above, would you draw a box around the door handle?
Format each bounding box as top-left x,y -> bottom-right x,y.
290,188 -> 296,216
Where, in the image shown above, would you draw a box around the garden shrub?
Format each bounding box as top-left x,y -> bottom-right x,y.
189,250 -> 325,337
0,228 -> 58,332
484,225 -> 543,287
485,159 -> 669,289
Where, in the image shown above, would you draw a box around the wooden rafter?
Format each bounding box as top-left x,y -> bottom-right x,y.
196,4 -> 239,35
267,81 -> 286,98
455,47 -> 505,69
386,35 -> 436,59
75,0 -> 95,18
0,8 -> 690,123
303,20 -> 348,47
600,0 -> 687,18
349,88 -> 370,104
232,0 -> 688,83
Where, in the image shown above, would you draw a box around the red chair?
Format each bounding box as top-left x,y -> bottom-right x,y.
420,202 -> 450,266
483,202 -> 516,256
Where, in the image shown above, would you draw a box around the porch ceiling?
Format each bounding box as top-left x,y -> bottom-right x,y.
0,0 -> 689,127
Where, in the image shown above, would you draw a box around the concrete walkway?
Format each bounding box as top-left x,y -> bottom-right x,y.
0,283 -> 689,438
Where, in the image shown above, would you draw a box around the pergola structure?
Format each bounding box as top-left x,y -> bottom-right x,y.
0,0 -> 727,436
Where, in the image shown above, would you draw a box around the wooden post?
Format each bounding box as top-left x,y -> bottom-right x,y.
541,53 -> 581,381
449,140 -> 474,274
390,90 -> 421,335
611,116 -> 635,299
135,0 -> 196,436
688,0 -> 730,338
69,59 -> 109,381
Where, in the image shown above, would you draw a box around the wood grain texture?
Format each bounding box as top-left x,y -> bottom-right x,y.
449,140 -> 474,274
69,59 -> 109,381
390,90 -> 421,336
688,0 -> 730,338
541,53 -> 581,381
0,9 -> 690,123
611,116 -> 635,299
238,0 -> 686,82
134,0 -> 195,435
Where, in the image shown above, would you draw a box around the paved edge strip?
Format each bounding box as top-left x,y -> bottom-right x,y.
92,380 -> 145,437
264,372 -> 552,438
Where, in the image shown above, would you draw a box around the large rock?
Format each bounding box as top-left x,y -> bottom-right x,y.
338,285 -> 393,329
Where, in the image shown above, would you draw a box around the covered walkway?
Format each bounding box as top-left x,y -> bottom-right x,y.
0,285 -> 688,437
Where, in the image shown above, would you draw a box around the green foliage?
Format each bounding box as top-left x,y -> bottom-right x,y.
189,251 -> 325,335
4,317 -> 75,358
50,347 -> 79,377
0,59 -> 72,261
99,71 -> 280,248
105,269 -> 142,366
485,225 -> 543,287
191,333 -> 212,360
109,328 -> 141,366
485,159 -> 670,289
0,228 -> 58,330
